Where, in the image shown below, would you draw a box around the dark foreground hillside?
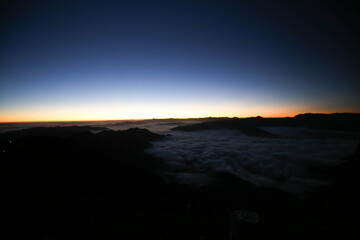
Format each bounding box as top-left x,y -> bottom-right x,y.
1,126 -> 359,239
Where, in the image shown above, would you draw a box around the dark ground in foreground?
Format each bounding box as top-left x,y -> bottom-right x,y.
1,116 -> 359,239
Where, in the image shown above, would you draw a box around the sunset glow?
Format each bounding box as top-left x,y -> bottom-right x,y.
1,1 -> 359,122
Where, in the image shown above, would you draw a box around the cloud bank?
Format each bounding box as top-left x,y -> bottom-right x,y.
147,129 -> 358,194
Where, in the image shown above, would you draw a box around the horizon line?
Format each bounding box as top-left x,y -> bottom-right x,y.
1,112 -> 359,124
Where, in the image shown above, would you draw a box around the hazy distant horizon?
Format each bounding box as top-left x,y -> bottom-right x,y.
2,111 -> 360,124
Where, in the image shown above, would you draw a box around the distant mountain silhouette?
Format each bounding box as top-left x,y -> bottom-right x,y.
172,120 -> 277,137
0,126 -> 107,138
172,113 -> 360,134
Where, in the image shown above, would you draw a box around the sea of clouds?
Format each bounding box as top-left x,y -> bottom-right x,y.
147,127 -> 358,195
2,119 -> 358,195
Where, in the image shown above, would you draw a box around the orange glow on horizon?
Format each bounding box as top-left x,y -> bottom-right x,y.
1,109 -> 359,123
1,100 -> 359,123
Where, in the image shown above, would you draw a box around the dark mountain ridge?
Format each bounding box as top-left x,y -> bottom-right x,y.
172,113 -> 360,134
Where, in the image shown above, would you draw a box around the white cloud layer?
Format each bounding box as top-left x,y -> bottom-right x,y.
147,128 -> 358,194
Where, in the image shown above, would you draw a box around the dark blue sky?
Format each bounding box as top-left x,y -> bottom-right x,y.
1,0 -> 359,121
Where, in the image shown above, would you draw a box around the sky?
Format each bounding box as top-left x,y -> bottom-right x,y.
0,0 -> 359,122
